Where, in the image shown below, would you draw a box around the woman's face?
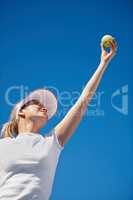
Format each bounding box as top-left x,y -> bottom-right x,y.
20,100 -> 48,128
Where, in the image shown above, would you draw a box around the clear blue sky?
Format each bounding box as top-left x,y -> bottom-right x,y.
0,0 -> 132,199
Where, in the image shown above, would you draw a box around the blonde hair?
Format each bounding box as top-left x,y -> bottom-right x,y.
1,106 -> 19,138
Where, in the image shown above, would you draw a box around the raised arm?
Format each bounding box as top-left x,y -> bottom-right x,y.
55,40 -> 117,147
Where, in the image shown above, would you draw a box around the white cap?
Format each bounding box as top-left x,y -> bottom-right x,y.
15,89 -> 58,120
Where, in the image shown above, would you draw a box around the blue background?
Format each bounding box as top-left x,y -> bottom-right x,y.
0,0 -> 132,199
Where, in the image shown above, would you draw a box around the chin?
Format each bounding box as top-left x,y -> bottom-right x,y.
32,115 -> 47,127
40,116 -> 48,124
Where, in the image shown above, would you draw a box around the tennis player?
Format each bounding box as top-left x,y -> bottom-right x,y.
0,40 -> 117,200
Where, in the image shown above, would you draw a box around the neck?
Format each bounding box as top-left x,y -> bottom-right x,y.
18,118 -> 40,134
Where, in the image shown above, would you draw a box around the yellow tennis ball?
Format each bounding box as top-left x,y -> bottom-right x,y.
101,34 -> 115,49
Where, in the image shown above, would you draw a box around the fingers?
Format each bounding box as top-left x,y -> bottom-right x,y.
101,39 -> 117,53
100,42 -> 106,55
108,47 -> 116,60
109,40 -> 117,52
105,40 -> 117,59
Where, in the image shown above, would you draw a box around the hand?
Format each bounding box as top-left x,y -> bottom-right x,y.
100,39 -> 117,64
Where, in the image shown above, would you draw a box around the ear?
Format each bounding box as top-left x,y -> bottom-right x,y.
18,110 -> 25,118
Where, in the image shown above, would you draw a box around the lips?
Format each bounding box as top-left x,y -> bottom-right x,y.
40,111 -> 48,119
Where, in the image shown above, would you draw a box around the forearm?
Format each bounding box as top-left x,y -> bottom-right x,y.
55,60 -> 110,146
76,60 -> 109,109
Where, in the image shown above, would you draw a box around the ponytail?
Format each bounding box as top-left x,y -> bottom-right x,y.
1,119 -> 18,138
0,103 -> 20,139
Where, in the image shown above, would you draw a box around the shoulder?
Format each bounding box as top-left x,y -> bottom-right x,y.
43,128 -> 64,151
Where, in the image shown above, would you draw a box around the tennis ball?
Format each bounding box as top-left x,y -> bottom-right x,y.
101,34 -> 115,49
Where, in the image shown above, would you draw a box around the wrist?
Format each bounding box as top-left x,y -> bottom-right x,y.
100,59 -> 109,69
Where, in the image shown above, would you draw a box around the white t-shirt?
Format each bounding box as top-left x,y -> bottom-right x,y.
0,129 -> 64,200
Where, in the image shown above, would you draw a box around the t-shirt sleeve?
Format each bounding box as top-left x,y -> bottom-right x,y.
44,128 -> 64,151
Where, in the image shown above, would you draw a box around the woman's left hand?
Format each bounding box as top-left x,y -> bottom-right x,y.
100,39 -> 117,64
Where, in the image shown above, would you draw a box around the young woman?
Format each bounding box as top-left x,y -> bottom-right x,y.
0,41 -> 117,200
